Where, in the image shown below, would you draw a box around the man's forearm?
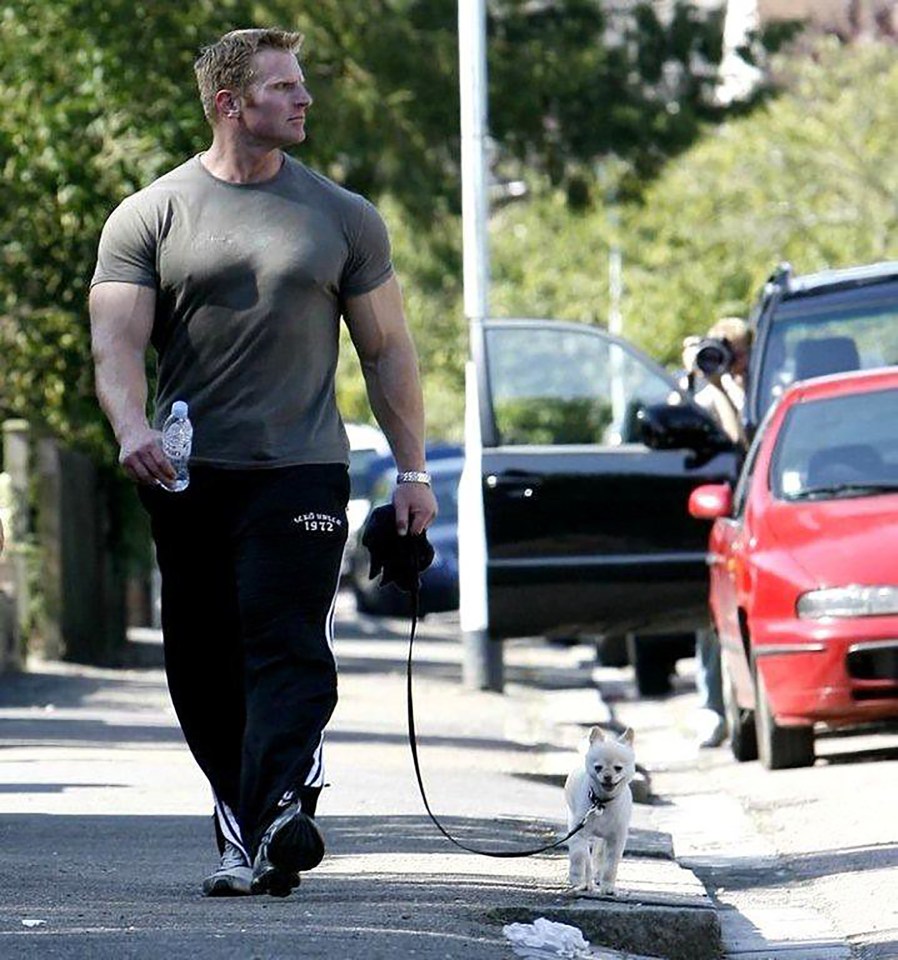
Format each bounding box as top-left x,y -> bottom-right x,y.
94,345 -> 151,443
360,334 -> 427,472
89,282 -> 176,486
92,317 -> 153,446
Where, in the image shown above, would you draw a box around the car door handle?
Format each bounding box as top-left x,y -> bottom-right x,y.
486,472 -> 544,498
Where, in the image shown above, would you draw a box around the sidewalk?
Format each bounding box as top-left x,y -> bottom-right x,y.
0,593 -> 719,960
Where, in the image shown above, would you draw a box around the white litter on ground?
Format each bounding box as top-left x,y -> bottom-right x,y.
502,917 -> 594,958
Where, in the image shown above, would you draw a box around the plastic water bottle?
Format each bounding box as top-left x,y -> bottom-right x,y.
160,400 -> 192,493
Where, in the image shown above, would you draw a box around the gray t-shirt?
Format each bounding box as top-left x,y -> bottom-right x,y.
91,154 -> 393,468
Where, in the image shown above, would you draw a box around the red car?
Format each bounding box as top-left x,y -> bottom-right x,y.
689,367 -> 898,769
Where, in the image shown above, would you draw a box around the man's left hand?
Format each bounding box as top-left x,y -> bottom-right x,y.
393,482 -> 438,537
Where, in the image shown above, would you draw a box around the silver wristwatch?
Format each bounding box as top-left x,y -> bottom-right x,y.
396,470 -> 432,486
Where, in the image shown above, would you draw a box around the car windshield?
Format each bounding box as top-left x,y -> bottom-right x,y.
771,387 -> 898,501
756,280 -> 898,419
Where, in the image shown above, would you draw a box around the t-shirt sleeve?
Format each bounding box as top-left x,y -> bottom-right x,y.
90,196 -> 159,289
340,199 -> 394,298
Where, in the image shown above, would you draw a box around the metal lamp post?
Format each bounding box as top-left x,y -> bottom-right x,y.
457,0 -> 503,690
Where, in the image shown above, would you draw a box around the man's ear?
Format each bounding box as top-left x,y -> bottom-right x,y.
214,89 -> 241,119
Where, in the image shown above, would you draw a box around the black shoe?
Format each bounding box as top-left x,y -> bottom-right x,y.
251,803 -> 325,897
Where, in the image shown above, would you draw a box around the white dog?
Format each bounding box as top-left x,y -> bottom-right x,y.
563,726 -> 635,895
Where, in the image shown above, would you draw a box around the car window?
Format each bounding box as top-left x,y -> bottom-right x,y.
757,282 -> 898,417
770,387 -> 898,500
485,325 -> 675,446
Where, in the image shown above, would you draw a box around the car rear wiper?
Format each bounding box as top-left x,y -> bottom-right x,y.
787,482 -> 898,501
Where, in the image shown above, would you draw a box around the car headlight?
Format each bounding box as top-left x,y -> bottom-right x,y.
797,585 -> 898,619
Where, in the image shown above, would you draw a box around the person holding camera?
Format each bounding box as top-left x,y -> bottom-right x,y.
683,316 -> 752,448
682,317 -> 752,747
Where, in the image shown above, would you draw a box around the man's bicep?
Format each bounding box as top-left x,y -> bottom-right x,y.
90,282 -> 156,353
343,275 -> 407,361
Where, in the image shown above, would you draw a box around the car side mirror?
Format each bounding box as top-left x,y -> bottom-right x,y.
637,401 -> 735,455
688,483 -> 733,519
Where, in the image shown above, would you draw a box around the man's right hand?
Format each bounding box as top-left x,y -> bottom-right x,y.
119,425 -> 177,486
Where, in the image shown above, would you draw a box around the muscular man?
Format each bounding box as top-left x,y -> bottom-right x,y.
90,28 -> 436,898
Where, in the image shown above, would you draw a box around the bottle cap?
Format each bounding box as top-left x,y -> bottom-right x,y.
172,400 -> 189,419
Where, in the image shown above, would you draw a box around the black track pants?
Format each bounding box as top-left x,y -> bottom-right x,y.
140,463 -> 349,855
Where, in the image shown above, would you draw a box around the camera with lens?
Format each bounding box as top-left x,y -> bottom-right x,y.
693,337 -> 734,378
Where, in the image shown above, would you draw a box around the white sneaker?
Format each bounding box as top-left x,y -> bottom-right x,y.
202,840 -> 253,897
696,709 -> 728,749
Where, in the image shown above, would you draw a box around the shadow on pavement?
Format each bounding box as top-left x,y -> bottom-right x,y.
326,727 -> 557,753
0,716 -> 185,747
0,670 -> 168,709
863,939 -> 898,960
690,841 -> 898,893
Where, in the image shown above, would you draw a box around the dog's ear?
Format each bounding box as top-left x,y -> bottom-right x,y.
618,727 -> 635,745
588,726 -> 605,743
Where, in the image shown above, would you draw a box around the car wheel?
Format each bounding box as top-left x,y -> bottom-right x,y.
723,655 -> 757,763
627,634 -> 673,697
754,667 -> 815,770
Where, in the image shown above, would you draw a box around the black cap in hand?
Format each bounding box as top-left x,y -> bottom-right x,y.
361,504 -> 434,593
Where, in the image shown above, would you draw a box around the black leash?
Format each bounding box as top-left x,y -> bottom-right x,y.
404,579 -> 597,858
361,503 -> 596,858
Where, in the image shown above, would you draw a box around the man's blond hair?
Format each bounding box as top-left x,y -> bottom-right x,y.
194,28 -> 304,124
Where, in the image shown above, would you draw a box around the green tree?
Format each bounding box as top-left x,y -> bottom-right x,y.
620,38 -> 898,364
489,0 -> 726,191
0,0 -> 246,457
489,40 -> 898,370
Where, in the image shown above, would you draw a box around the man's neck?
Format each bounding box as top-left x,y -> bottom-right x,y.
201,140 -> 284,184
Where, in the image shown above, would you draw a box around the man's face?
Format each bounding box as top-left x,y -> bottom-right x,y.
238,48 -> 312,147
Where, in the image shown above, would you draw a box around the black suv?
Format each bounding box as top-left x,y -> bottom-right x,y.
747,260 -> 898,436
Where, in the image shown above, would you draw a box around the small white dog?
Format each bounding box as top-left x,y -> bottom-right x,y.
563,726 -> 636,895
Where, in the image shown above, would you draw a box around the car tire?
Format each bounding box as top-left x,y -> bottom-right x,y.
627,634 -> 673,697
754,667 -> 815,770
723,655 -> 758,763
